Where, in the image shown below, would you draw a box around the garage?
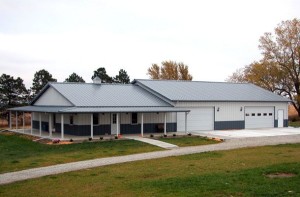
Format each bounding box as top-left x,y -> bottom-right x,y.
245,107 -> 274,129
177,107 -> 214,131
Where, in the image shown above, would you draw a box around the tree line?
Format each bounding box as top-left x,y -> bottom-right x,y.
227,18 -> 300,117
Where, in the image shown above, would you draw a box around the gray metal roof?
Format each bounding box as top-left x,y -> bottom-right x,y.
134,79 -> 290,102
8,106 -> 70,113
40,83 -> 171,107
8,106 -> 189,113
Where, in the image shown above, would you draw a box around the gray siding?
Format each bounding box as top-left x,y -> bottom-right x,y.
214,121 -> 245,130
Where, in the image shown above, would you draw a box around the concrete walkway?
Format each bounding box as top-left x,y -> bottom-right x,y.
125,136 -> 178,149
1,134 -> 300,185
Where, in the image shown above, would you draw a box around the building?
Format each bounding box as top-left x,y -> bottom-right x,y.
9,79 -> 289,139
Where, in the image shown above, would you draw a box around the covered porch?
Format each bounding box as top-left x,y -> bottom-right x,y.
8,106 -> 190,140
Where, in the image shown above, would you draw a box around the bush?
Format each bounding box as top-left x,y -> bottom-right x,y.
114,135 -> 118,139
150,134 -> 154,138
69,139 -> 73,142
163,134 -> 167,138
173,134 -> 176,137
52,139 -> 60,144
187,133 -> 192,136
100,136 -> 103,140
88,137 -> 92,141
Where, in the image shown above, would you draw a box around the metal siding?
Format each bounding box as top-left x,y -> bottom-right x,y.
34,87 -> 73,106
214,121 -> 245,130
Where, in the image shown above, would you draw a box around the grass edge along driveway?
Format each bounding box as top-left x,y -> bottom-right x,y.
0,143 -> 300,196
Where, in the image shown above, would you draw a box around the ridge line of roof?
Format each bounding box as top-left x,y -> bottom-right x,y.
134,79 -> 250,84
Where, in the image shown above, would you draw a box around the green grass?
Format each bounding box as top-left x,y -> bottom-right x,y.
1,143 -> 300,196
289,121 -> 300,127
157,136 -> 219,147
0,132 -> 161,173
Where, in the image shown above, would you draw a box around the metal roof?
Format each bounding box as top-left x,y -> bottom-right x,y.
40,83 -> 171,107
8,106 -> 189,113
133,79 -> 290,102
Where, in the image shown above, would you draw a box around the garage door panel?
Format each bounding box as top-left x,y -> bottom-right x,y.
177,107 -> 214,131
245,107 -> 274,129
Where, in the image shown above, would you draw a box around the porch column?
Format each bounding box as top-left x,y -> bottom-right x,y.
61,114 -> 64,139
16,111 -> 18,130
141,113 -> 144,137
49,114 -> 52,137
30,112 -> 33,134
23,112 -> 25,133
185,112 -> 188,134
9,111 -> 12,129
116,113 -> 119,136
39,113 -> 42,136
164,112 -> 167,135
90,113 -> 93,139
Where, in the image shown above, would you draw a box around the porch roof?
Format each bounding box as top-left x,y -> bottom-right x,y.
9,106 -> 190,113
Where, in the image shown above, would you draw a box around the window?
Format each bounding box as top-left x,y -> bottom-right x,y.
70,115 -> 74,125
263,113 -> 267,116
257,113 -> 261,116
269,113 -> 273,116
251,113 -> 255,116
245,113 -> 250,116
93,113 -> 99,125
112,114 -> 117,124
132,113 -> 138,124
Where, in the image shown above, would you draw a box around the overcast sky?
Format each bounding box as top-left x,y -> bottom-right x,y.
1,0 -> 300,88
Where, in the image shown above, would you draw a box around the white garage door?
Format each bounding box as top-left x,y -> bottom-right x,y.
177,107 -> 214,132
245,107 -> 274,129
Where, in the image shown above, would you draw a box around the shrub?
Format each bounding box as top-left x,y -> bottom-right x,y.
88,137 -> 92,141
52,139 -> 60,144
187,133 -> 192,136
173,134 -> 176,137
150,134 -> 154,138
69,139 -> 73,142
100,136 -> 103,140
114,135 -> 118,139
163,134 -> 167,138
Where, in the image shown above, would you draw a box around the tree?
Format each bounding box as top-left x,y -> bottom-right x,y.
31,69 -> 57,97
65,72 -> 85,82
0,74 -> 28,124
114,69 -> 130,84
227,18 -> 300,116
91,67 -> 113,83
147,61 -> 193,80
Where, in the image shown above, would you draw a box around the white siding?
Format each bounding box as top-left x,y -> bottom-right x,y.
175,101 -> 288,122
34,87 -> 73,106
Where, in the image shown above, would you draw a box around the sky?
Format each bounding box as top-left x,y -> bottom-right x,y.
1,0 -> 300,88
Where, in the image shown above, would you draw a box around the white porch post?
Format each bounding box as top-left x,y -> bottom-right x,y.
185,112 -> 188,134
61,114 -> 64,139
15,111 -> 18,130
39,113 -> 42,136
116,113 -> 119,136
164,112 -> 167,135
141,113 -> 144,137
9,111 -> 12,129
30,112 -> 33,134
90,113 -> 93,139
22,112 -> 25,133
49,114 -> 52,137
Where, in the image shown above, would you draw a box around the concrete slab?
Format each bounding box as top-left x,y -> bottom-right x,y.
125,136 -> 178,149
192,127 -> 300,139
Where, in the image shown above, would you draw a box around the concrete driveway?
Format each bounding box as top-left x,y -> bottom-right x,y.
193,127 -> 300,139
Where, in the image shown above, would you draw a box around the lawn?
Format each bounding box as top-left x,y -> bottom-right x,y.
289,121 -> 300,128
157,135 -> 219,147
0,131 -> 161,173
1,143 -> 300,196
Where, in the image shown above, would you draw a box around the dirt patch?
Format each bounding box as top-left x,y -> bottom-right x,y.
265,172 -> 296,178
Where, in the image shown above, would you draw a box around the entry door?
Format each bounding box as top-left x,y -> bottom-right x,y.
278,110 -> 284,128
111,113 -> 118,135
